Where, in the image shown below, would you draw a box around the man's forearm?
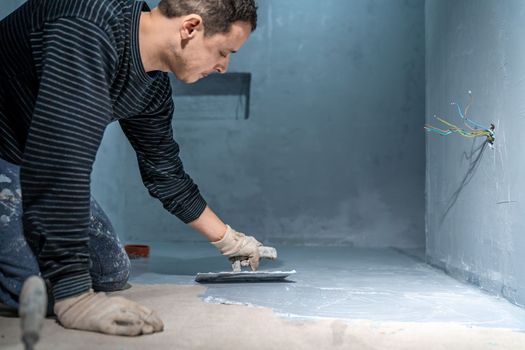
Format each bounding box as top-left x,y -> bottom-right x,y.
188,206 -> 227,242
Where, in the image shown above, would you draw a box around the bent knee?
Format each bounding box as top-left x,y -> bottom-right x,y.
92,264 -> 130,292
91,251 -> 130,292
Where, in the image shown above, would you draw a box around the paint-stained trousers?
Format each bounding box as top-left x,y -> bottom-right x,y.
0,158 -> 130,309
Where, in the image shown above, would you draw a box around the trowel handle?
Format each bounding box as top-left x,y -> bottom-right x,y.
230,246 -> 278,272
231,259 -> 242,272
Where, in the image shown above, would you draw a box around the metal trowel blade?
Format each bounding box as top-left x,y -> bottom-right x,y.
195,270 -> 296,283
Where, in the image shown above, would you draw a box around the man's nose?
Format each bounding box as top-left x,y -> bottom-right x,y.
215,56 -> 230,74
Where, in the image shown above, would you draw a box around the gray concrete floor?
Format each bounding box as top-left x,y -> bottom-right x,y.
130,243 -> 525,330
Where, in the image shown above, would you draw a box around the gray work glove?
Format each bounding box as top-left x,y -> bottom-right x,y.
54,290 -> 163,336
212,225 -> 277,271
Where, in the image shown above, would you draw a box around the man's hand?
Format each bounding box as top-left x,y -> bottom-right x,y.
212,225 -> 277,271
54,290 -> 163,336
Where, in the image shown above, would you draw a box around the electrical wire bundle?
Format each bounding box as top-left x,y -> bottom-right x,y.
424,91 -> 495,146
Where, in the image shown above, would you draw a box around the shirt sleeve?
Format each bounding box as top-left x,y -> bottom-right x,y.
20,18 -> 117,301
119,90 -> 207,224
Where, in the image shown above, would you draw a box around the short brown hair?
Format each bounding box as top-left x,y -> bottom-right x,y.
158,0 -> 257,36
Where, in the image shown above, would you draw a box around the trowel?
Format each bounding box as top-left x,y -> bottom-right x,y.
195,246 -> 296,283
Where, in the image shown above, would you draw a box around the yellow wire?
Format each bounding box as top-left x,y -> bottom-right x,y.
426,116 -> 492,140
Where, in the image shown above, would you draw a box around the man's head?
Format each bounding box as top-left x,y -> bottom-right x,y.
154,0 -> 257,83
158,0 -> 257,37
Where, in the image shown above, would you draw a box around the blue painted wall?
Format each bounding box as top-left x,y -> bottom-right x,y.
0,0 -> 426,248
92,0 -> 426,247
0,0 -> 23,17
426,0 -> 525,307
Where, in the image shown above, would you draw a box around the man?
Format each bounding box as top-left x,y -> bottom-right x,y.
0,0 -> 275,336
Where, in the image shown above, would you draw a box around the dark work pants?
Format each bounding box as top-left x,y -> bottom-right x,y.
0,158 -> 130,309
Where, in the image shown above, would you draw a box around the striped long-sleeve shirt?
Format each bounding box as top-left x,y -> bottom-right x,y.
0,0 -> 207,301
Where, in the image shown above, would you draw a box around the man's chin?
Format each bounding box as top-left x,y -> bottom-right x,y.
179,76 -> 201,84
171,71 -> 199,84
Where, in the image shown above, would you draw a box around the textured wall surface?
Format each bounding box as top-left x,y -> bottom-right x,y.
426,0 -> 525,307
0,0 -> 426,248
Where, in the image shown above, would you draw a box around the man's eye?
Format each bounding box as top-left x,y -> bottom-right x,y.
220,51 -> 227,58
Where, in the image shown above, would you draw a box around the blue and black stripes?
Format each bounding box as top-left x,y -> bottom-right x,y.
0,0 -> 206,301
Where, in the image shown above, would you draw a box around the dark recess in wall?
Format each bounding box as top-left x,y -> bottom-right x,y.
170,72 -> 252,120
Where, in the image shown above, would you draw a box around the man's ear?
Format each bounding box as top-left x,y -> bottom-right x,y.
180,14 -> 203,40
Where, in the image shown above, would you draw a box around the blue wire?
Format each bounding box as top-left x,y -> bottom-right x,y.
451,102 -> 488,130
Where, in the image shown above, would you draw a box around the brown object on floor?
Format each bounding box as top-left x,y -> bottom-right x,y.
1,283 -> 525,350
124,245 -> 150,259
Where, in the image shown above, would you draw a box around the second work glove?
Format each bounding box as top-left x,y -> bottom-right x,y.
54,290 -> 163,336
212,225 -> 277,271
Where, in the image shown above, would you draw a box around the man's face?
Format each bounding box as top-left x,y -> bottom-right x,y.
169,20 -> 252,83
